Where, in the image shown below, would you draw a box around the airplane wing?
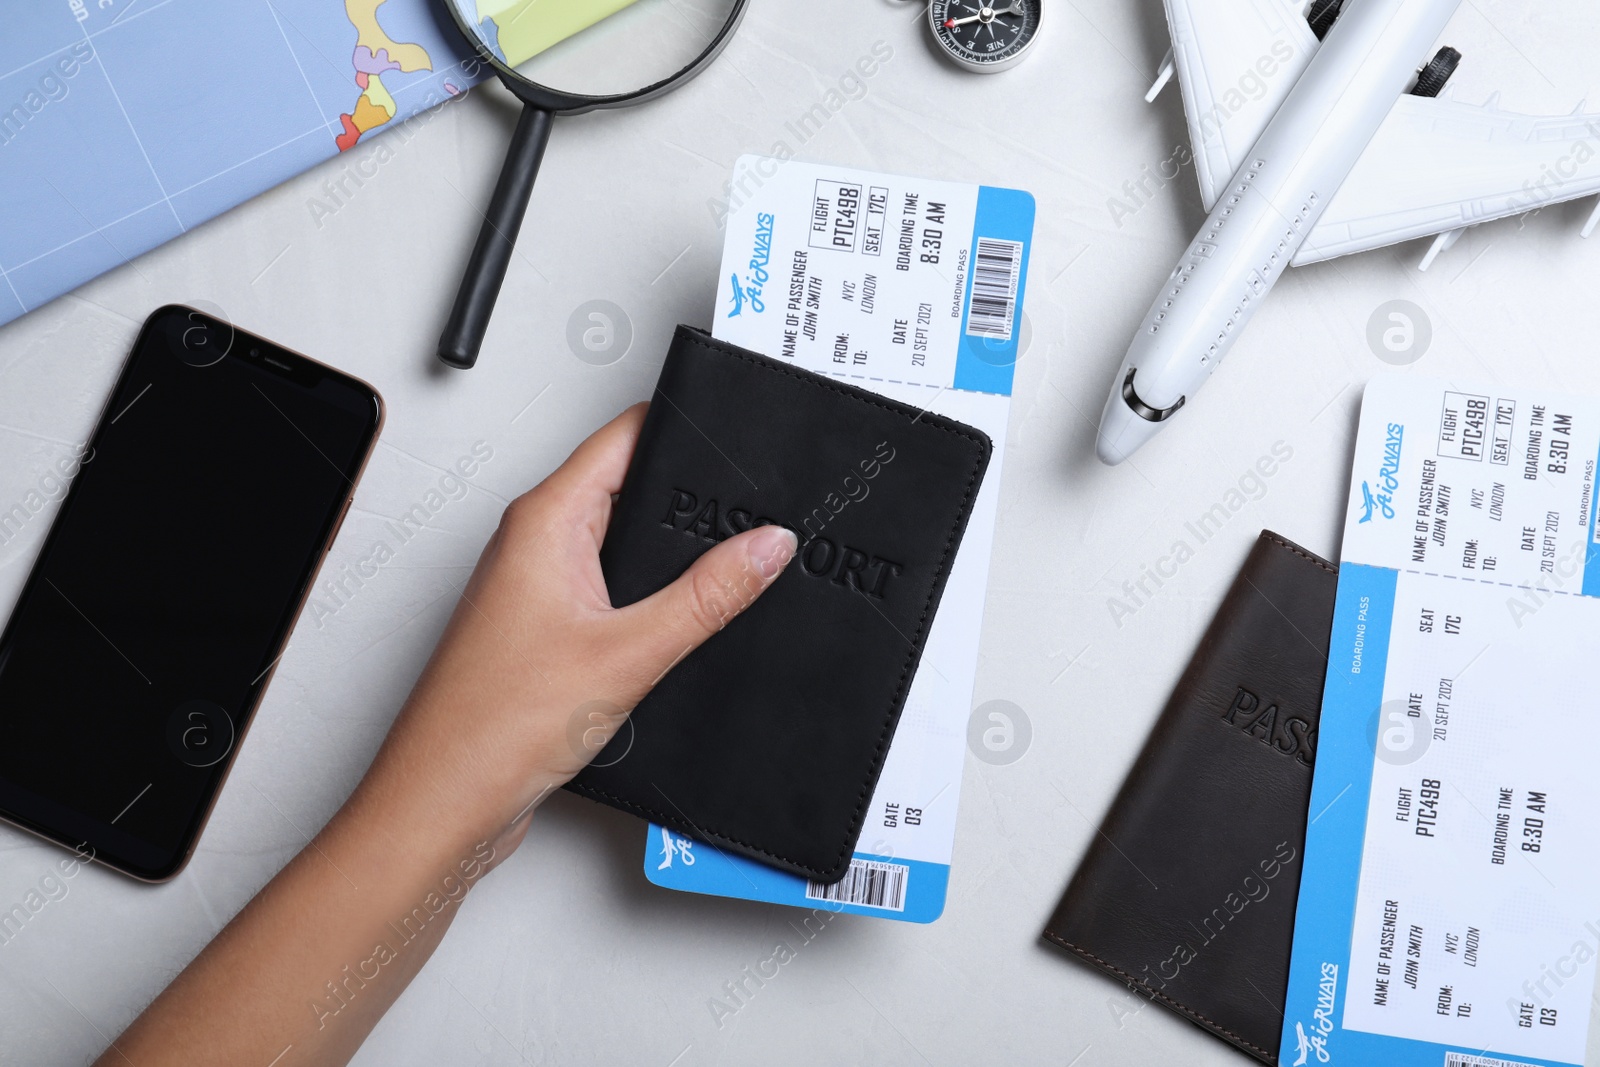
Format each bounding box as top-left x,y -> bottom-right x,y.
1294,93 -> 1600,266
1155,0 -> 1319,209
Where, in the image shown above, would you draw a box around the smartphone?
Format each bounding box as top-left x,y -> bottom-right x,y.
0,306 -> 383,880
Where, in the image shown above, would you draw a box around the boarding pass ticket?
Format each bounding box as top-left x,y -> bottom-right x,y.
1284,375 -> 1600,1066
643,156 -> 1034,922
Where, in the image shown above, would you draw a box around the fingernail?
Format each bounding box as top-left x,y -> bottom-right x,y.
749,526 -> 798,580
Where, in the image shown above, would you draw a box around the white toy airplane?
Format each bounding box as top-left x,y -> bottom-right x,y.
1096,0 -> 1600,465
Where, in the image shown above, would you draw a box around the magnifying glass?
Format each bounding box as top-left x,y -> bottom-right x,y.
437,0 -> 747,370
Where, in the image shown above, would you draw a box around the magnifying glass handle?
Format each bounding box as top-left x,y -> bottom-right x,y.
437,104 -> 554,370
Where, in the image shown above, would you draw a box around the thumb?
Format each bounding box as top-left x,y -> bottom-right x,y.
613,524 -> 798,691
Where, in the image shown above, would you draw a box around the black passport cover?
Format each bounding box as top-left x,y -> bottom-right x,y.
1042,531 -> 1337,1063
568,326 -> 992,884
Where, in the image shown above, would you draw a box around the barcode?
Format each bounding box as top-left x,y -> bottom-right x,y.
805,859 -> 908,911
966,237 -> 1023,341
1444,1054 -> 1533,1067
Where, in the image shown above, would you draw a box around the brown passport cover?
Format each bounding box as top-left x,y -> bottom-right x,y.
1042,530 -> 1337,1064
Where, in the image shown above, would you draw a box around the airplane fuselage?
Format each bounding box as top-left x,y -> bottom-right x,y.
1096,0 -> 1464,464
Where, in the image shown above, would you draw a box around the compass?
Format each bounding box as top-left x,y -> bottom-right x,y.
928,0 -> 1040,73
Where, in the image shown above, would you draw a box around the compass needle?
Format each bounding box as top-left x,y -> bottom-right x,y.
928,0 -> 1039,71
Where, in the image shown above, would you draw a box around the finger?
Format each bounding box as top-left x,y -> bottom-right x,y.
543,402 -> 646,503
504,404 -> 646,552
610,524 -> 798,692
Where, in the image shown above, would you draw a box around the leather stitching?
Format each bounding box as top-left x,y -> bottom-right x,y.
1031,530 -> 1323,1064
568,327 -> 991,880
1040,931 -> 1276,1061
1260,530 -> 1334,574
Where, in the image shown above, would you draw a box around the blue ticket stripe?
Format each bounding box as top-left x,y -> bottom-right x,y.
643,826 -> 949,924
1584,441 -> 1600,598
953,186 -> 1035,397
1281,562 -> 1396,1064
1279,564 -> 1579,1067
1293,1029 -> 1572,1067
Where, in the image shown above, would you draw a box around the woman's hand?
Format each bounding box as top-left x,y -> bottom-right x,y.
354,402 -> 798,863
100,404 -> 796,1067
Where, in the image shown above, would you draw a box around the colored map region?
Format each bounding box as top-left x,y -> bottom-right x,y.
336,0 -> 435,151
0,0 -> 484,326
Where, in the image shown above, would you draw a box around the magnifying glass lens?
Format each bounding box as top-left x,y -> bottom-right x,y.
437,0 -> 745,370
453,0 -> 739,96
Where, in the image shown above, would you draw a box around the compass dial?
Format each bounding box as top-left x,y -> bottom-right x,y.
928,0 -> 1040,72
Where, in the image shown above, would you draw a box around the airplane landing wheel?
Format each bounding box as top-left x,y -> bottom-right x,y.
1411,46 -> 1462,98
1306,0 -> 1343,39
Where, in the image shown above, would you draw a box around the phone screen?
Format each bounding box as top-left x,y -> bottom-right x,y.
0,306 -> 382,880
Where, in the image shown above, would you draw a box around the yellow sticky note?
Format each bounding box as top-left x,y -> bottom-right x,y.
476,0 -> 643,66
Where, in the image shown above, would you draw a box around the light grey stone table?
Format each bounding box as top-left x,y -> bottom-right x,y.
2,0 -> 1597,1062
